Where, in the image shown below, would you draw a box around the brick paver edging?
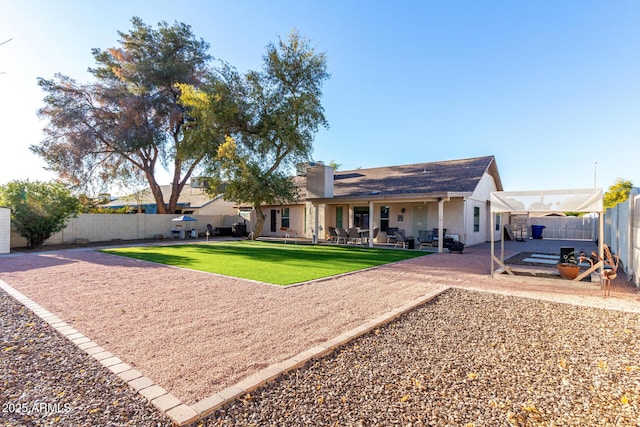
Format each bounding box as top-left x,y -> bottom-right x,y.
0,278 -> 449,426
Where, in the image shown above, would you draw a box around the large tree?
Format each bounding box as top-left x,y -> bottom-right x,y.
604,178 -> 634,209
0,180 -> 80,249
180,30 -> 329,236
32,17 -> 224,213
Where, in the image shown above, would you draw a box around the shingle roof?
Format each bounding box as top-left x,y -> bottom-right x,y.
304,155 -> 501,201
104,185 -> 216,208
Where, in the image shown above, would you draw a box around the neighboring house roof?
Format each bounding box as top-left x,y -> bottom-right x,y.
104,185 -> 220,209
301,155 -> 502,203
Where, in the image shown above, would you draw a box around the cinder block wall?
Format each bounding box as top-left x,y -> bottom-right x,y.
9,213 -> 245,248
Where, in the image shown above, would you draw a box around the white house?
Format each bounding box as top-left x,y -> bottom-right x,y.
103,184 -> 238,216
259,155 -> 504,251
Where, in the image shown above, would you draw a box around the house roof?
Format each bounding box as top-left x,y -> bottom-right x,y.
104,185 -> 218,208
303,155 -> 502,202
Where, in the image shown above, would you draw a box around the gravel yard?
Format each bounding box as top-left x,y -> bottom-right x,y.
210,288 -> 640,426
1,288 -> 173,427
1,240 -> 640,426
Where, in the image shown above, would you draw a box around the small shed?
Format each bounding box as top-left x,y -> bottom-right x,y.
0,207 -> 10,255
490,188 -> 604,280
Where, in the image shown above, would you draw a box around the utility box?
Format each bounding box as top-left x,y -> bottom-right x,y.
0,207 -> 10,254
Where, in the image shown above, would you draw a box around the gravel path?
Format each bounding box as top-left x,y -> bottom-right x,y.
1,241 -> 639,425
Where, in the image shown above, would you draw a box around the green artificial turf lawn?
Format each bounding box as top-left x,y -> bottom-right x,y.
101,240 -> 428,285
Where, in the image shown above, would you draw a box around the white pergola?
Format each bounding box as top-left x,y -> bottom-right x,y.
490,188 -> 604,280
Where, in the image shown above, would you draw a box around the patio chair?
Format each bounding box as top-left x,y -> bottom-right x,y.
590,244 -> 620,297
327,226 -> 338,243
431,228 -> 447,247
417,229 -> 433,249
336,228 -> 349,244
394,232 -> 408,248
386,227 -> 400,245
347,227 -> 361,244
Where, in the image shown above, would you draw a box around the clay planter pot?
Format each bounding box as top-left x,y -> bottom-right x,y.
557,263 -> 580,280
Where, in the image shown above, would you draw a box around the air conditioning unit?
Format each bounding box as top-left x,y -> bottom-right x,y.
296,161 -> 324,177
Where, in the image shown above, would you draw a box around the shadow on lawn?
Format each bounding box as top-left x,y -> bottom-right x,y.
99,248 -> 195,268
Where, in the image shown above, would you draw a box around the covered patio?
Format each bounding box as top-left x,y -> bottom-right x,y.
490,188 -> 605,282
304,156 -> 503,252
311,198 -> 453,252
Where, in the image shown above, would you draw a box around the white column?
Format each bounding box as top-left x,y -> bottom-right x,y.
490,211 -> 495,277
500,213 -> 505,265
369,201 -> 374,248
349,205 -> 354,228
598,212 -> 604,273
438,199 -> 444,253
314,203 -> 319,244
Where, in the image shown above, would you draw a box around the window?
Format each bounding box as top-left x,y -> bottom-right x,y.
495,213 -> 501,231
281,207 -> 290,228
336,207 -> 343,229
380,206 -> 389,232
239,209 -> 252,221
473,207 -> 480,232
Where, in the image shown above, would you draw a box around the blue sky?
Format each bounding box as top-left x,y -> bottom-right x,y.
1,1 -> 638,194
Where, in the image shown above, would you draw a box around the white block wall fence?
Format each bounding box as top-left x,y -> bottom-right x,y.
0,207 -> 10,254
9,213 -> 247,249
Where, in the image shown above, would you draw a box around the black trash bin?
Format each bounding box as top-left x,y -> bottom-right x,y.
406,238 -> 415,249
531,225 -> 545,239
232,223 -> 247,237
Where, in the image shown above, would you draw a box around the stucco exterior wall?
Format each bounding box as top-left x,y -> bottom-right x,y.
466,172 -> 501,245
303,203 -> 328,239
195,198 -> 238,216
259,205 -> 306,237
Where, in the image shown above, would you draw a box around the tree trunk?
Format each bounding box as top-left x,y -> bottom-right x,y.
167,179 -> 184,214
166,156 -> 185,214
145,171 -> 169,214
253,204 -> 266,238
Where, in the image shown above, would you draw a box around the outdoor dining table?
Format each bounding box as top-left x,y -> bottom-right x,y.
358,229 -> 370,244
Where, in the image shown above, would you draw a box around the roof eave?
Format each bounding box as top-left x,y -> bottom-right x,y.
307,192 -> 471,204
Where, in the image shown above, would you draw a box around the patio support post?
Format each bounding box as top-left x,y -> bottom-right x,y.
598,212 -> 604,274
490,211 -> 495,277
313,203 -> 319,244
438,198 -> 445,253
349,205 -> 354,229
368,200 -> 374,248
500,213 -> 505,266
